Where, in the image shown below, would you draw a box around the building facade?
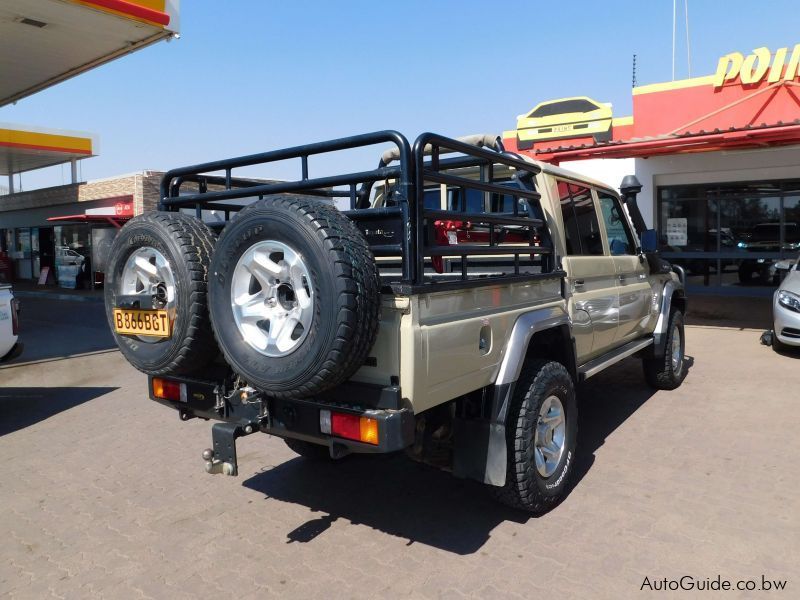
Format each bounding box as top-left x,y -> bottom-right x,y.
504,43 -> 800,297
0,171 -> 162,286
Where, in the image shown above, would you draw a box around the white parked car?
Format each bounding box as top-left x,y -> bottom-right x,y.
772,256 -> 800,351
0,285 -> 21,362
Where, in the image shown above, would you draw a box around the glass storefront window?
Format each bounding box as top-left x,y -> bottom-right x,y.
12,228 -> 33,280
658,179 -> 800,294
784,196 -> 800,256
53,224 -> 91,289
659,198 -> 708,251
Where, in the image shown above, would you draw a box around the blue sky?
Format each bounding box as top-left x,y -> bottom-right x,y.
4,0 -> 800,189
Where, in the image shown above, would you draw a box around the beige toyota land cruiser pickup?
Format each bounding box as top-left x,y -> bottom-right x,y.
105,131 -> 686,513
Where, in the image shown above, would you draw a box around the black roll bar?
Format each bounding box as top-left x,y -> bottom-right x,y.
411,132 -> 551,285
156,130 -> 558,289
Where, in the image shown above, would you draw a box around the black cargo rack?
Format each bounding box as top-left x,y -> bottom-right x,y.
159,130 -> 561,292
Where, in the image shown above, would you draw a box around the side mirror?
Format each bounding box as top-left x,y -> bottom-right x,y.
640,229 -> 658,253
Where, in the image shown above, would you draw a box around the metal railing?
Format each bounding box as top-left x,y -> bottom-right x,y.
159,130 -> 561,290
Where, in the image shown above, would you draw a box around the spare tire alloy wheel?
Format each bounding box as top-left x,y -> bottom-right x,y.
209,196 -> 381,399
104,212 -> 218,376
231,240 -> 313,357
120,247 -> 176,343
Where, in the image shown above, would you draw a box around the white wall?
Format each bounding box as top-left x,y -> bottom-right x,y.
560,157 -> 636,193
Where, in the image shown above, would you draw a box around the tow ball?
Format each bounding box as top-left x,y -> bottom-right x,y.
202,421 -> 259,476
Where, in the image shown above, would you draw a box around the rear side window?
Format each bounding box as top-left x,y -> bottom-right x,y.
557,181 -> 604,256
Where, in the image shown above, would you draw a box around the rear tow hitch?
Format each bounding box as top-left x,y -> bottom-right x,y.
202,421 -> 259,476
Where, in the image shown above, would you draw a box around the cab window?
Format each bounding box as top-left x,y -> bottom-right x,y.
557,181 -> 604,256
597,191 -> 636,255
422,179 -> 529,215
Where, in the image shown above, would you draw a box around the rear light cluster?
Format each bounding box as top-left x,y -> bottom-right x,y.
152,377 -> 187,402
10,298 -> 19,336
319,409 -> 378,445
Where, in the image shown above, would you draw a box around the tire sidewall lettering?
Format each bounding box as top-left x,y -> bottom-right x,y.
104,214 -> 212,374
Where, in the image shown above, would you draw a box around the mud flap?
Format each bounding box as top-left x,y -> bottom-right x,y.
452,383 -> 514,486
453,420 -> 507,486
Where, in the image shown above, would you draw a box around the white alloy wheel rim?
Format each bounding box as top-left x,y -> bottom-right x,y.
119,247 -> 176,344
534,395 -> 566,478
230,240 -> 314,357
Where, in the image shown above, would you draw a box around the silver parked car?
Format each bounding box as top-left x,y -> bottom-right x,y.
772,256 -> 800,350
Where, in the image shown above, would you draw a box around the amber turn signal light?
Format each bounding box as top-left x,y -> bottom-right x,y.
320,410 -> 379,445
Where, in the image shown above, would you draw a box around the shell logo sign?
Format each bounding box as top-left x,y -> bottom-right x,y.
714,44 -> 800,88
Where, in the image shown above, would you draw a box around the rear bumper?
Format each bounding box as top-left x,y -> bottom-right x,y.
148,375 -> 415,455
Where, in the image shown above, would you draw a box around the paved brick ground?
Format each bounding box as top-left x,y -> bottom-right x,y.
1,298 -> 798,599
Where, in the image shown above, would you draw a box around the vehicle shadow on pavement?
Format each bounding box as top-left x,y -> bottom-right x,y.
0,387 -> 117,436
567,355 -> 695,494
243,356 -> 694,554
243,451 -> 527,554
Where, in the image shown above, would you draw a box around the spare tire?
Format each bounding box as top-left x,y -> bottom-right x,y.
104,212 -> 218,376
208,195 -> 380,399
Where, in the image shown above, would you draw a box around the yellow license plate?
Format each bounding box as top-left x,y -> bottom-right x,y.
113,308 -> 171,338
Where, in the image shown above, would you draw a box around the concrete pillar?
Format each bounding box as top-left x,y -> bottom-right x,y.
70,159 -> 78,184
7,173 -> 13,194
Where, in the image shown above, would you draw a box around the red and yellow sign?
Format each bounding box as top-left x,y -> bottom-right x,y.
69,0 -> 172,28
0,127 -> 93,155
714,44 -> 800,88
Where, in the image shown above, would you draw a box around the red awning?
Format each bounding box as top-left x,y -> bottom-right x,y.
47,214 -> 130,228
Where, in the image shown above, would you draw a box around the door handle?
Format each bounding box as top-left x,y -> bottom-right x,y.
618,274 -> 627,282
573,279 -> 585,290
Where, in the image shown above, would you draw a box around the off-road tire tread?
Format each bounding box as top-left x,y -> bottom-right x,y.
211,195 -> 380,399
106,212 -> 218,376
493,359 -> 575,513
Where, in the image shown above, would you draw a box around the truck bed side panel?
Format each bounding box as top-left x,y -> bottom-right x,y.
402,277 -> 564,414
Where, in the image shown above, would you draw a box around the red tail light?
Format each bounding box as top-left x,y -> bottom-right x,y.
322,410 -> 379,445
11,298 -> 19,336
152,377 -> 186,402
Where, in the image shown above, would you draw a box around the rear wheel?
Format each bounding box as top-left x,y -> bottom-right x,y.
104,213 -> 218,376
493,360 -> 577,513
